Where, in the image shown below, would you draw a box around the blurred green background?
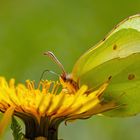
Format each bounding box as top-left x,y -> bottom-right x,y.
0,0 -> 140,140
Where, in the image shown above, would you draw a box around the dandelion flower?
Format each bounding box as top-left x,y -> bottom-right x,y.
0,77 -> 117,140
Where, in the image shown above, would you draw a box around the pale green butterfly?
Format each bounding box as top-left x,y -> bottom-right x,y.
44,14 -> 140,117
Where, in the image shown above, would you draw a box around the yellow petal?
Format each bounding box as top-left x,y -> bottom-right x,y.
0,106 -> 15,136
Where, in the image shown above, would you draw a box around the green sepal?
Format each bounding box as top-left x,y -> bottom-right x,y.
11,116 -> 24,140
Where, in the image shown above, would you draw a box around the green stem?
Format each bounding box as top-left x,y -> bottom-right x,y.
16,113 -> 63,140
23,116 -> 59,140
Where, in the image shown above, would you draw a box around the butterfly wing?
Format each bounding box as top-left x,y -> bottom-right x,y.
72,14 -> 140,117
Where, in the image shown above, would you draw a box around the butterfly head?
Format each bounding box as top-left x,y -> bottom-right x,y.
60,73 -> 79,93
44,51 -> 79,93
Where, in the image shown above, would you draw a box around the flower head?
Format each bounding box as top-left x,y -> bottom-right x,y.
0,77 -> 117,140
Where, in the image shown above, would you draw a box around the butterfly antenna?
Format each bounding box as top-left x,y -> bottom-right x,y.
44,51 -> 67,77
40,69 -> 59,81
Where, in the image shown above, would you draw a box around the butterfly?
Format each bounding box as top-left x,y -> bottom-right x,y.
44,14 -> 140,117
